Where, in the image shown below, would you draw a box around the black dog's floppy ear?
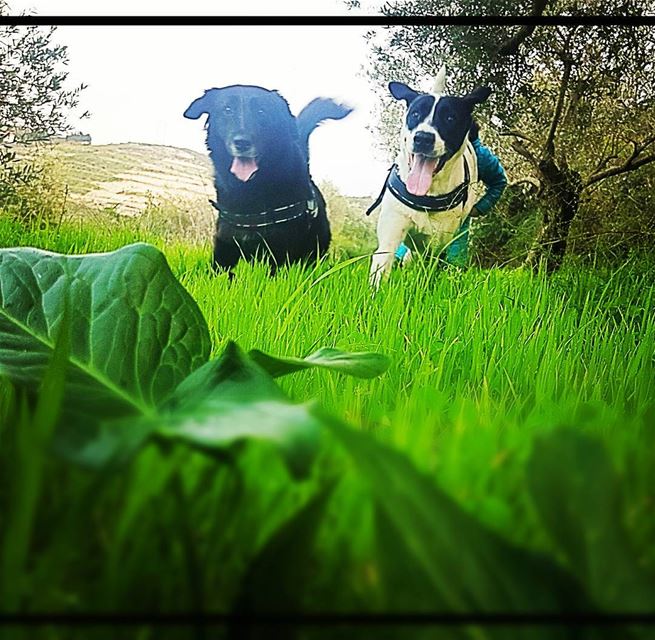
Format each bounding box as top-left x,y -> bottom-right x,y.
464,86 -> 492,106
389,82 -> 420,106
184,90 -> 214,120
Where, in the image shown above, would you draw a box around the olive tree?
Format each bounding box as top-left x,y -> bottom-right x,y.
0,0 -> 87,211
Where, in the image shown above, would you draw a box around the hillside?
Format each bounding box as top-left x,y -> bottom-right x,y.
38,142 -> 215,216
16,140 -> 377,252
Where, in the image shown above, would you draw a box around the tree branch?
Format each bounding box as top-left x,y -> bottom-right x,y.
499,129 -> 540,146
593,153 -> 619,175
585,150 -> 655,188
510,139 -> 540,169
495,0 -> 550,56
508,176 -> 542,193
543,57 -> 573,158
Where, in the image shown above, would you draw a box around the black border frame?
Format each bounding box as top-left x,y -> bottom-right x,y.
0,6 -> 654,632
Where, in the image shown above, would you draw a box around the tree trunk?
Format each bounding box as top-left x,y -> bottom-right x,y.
525,157 -> 582,273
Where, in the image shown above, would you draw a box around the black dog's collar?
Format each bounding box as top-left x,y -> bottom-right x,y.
366,157 -> 470,215
211,197 -> 319,229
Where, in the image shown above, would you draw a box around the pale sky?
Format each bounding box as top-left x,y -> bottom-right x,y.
7,0 -> 396,196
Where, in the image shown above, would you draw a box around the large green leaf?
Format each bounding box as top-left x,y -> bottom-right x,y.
231,484 -> 336,621
249,347 -> 390,379
326,418 -> 599,639
153,342 -> 323,477
527,428 -> 655,612
69,342 -> 323,477
0,243 -> 385,478
0,243 -> 211,426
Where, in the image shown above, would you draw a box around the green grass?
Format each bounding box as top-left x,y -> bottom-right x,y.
1,215 -> 654,635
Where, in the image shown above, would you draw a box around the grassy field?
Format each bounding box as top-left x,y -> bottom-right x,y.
1,214 -> 654,638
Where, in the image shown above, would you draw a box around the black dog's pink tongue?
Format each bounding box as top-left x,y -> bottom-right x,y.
230,157 -> 258,182
407,154 -> 438,196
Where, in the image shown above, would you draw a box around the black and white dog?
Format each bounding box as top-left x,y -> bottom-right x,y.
184,85 -> 351,271
369,67 -> 491,287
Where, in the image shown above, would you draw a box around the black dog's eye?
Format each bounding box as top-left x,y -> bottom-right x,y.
257,108 -> 265,116
223,105 -> 233,115
446,114 -> 456,123
410,110 -> 420,118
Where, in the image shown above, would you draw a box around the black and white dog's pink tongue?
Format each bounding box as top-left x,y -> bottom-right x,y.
230,157 -> 258,181
407,155 -> 438,196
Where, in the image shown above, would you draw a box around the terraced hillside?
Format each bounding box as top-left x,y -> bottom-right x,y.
43,141 -> 215,216
16,140 -> 376,253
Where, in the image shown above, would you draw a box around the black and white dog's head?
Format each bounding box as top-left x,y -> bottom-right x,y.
389,67 -> 491,196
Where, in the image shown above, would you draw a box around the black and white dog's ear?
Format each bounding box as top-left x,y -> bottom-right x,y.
464,86 -> 492,106
184,91 -> 214,120
389,82 -> 420,106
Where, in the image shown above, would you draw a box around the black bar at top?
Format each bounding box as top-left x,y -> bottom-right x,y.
1,15 -> 655,26
1,611 -> 655,627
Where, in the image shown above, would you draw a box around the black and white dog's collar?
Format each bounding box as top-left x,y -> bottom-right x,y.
366,157 -> 470,216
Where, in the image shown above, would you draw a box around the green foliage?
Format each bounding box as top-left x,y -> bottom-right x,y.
0,242 -> 386,475
150,342 -> 325,479
0,222 -> 654,637
139,192 -> 214,245
0,243 -> 212,427
568,168 -> 655,262
0,300 -> 69,612
250,346 -> 390,379
527,429 -> 655,612
327,419 -> 595,623
318,181 -> 377,257
0,4 -> 87,229
0,7 -> 87,143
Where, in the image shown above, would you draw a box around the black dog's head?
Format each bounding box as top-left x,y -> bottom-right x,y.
184,85 -> 299,183
388,72 -> 491,196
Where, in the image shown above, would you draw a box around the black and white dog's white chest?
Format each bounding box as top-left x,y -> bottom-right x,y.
369,67 -> 491,288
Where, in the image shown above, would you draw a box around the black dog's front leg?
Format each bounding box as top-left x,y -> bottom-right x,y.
212,223 -> 243,274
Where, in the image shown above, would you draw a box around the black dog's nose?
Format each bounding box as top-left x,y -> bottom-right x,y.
413,131 -> 436,150
232,136 -> 253,153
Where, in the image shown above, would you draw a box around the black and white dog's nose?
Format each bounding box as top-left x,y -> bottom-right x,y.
413,131 -> 436,153
232,136 -> 253,154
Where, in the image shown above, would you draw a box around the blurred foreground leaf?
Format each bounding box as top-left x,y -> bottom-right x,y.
232,484 -> 336,618
527,428 -> 655,612
154,342 -> 323,478
0,244 -> 387,477
326,417 -> 601,640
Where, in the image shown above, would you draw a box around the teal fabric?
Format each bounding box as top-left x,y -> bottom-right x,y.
395,242 -> 410,260
472,138 -> 508,215
444,216 -> 471,266
395,218 -> 469,265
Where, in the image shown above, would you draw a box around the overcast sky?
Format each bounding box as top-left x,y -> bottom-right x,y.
7,0 -> 399,196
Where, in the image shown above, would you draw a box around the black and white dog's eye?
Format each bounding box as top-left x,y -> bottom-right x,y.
446,115 -> 455,122
257,108 -> 265,116
410,110 -> 419,118
223,105 -> 233,115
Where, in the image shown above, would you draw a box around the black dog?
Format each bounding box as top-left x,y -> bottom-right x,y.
184,85 -> 352,271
